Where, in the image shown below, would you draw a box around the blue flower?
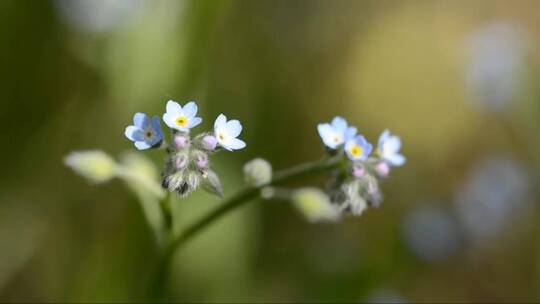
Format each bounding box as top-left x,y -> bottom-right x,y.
125,113 -> 164,150
162,100 -> 202,132
345,135 -> 372,161
317,116 -> 357,149
214,113 -> 246,151
377,129 -> 406,166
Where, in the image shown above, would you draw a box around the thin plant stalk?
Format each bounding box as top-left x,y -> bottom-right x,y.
148,155 -> 341,299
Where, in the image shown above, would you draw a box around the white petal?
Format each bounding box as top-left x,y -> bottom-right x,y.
183,101 -> 198,118
125,126 -> 142,141
163,112 -> 177,129
135,141 -> 152,150
227,138 -> 246,150
166,100 -> 182,115
318,124 -> 338,149
216,137 -> 231,151
226,119 -> 242,137
345,127 -> 357,141
214,114 -> 227,131
344,138 -> 355,151
317,124 -> 332,139
188,116 -> 202,128
331,116 -> 348,132
388,153 -> 406,166
378,129 -> 390,147
385,136 -> 401,153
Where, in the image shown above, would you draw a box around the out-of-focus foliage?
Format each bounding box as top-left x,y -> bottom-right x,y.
0,0 -> 539,302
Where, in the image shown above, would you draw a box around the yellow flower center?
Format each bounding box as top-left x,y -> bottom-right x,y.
176,116 -> 188,127
351,145 -> 362,158
218,133 -> 225,141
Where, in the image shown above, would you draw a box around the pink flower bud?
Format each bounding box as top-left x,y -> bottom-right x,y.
174,135 -> 189,149
196,155 -> 209,170
175,156 -> 187,170
352,167 -> 365,179
367,181 -> 379,196
202,135 -> 218,151
375,162 -> 390,177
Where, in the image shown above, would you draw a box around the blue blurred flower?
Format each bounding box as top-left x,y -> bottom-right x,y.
402,205 -> 461,262
466,23 -> 527,112
455,155 -> 533,244
377,129 -> 406,166
162,100 -> 202,132
345,135 -> 372,161
125,113 -> 163,150
214,114 -> 246,151
317,116 -> 357,149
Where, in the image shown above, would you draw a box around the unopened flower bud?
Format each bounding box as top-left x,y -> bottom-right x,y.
352,166 -> 365,178
202,135 -> 218,151
243,158 -> 272,187
375,162 -> 390,177
64,150 -> 117,183
196,154 -> 209,170
174,135 -> 189,149
175,155 -> 188,170
293,188 -> 340,223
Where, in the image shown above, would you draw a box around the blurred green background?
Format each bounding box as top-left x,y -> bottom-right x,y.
1,0 -> 540,302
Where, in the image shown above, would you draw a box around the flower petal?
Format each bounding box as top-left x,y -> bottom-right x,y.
361,140 -> 373,158
135,141 -> 152,150
166,100 -> 182,115
378,129 -> 391,147
331,116 -> 348,132
133,113 -> 147,127
151,116 -> 164,140
385,136 -> 401,153
162,112 -> 176,129
214,114 -> 227,131
183,101 -> 198,118
345,127 -> 357,141
188,116 -> 202,128
318,123 -> 338,149
227,138 -> 246,150
147,135 -> 162,147
226,119 -> 242,137
125,126 -> 143,141
388,153 -> 406,166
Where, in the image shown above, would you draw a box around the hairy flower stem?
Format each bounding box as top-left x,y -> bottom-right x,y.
148,156 -> 341,299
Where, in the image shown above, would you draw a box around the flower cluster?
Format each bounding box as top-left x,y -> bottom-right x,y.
303,116 -> 405,219
125,100 -> 246,197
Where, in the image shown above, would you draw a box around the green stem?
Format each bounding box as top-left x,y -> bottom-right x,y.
148,156 -> 340,299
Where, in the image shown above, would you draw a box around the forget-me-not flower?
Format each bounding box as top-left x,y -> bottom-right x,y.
163,100 -> 202,132
377,129 -> 405,166
125,113 -> 163,150
345,135 -> 372,161
214,114 -> 246,151
317,116 -> 357,149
